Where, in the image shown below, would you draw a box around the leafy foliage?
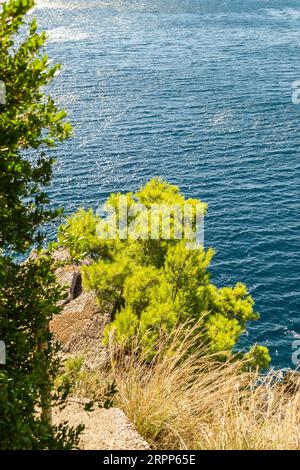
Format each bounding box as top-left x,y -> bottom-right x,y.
0,255 -> 83,449
58,178 -> 270,368
57,208 -> 110,262
0,0 -> 71,252
56,357 -> 118,410
0,0 -> 81,449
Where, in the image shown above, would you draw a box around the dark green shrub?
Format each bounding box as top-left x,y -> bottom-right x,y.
0,0 -> 82,449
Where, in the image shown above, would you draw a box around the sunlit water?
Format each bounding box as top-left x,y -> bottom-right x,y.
32,0 -> 300,368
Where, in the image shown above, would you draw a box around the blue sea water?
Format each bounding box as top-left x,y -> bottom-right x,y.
33,0 -> 300,368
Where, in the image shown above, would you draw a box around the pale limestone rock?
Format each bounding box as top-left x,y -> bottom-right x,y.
53,402 -> 150,450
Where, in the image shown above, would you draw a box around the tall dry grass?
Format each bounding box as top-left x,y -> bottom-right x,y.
68,325 -> 300,450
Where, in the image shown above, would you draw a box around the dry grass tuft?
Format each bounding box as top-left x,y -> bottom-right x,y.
67,325 -> 300,450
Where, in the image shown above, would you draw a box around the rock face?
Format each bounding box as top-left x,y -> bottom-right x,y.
50,250 -> 111,369
50,291 -> 100,344
50,249 -> 149,450
63,305 -> 111,370
56,265 -> 82,306
53,402 -> 150,450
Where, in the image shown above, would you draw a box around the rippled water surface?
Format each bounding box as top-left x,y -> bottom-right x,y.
34,0 -> 300,368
